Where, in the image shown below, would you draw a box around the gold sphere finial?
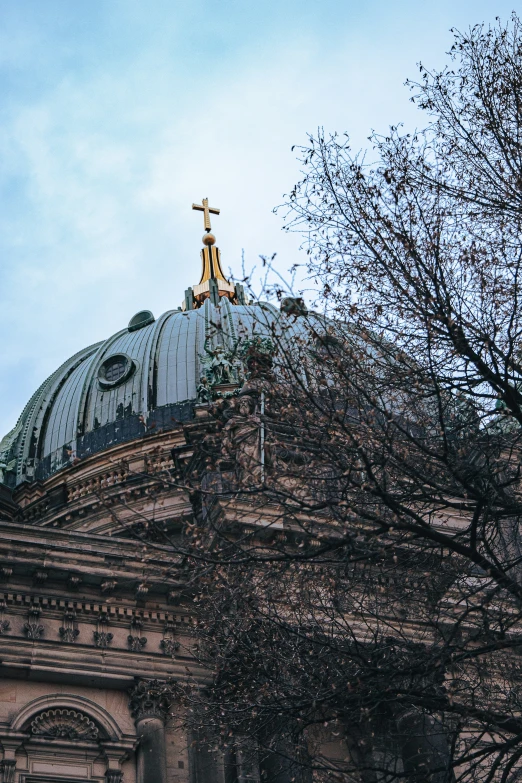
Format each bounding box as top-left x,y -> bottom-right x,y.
202,232 -> 216,246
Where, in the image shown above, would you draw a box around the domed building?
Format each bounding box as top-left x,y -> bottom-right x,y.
0,201 -> 305,783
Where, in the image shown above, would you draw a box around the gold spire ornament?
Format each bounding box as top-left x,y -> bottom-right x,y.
185,197 -> 237,309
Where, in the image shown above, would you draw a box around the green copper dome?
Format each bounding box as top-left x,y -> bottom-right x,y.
0,298 -> 284,487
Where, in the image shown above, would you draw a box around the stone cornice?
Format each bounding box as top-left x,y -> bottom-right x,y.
0,521 -> 183,577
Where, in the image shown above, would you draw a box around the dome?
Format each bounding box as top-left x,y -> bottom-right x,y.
0,297 -> 286,487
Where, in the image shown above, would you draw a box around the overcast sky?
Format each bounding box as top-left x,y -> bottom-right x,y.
0,0 -> 517,436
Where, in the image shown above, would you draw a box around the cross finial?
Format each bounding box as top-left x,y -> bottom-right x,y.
192,198 -> 220,232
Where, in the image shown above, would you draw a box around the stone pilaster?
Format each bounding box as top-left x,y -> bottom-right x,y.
129,678 -> 177,783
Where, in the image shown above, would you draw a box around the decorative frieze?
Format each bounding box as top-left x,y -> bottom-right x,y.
30,708 -> 99,740
23,606 -> 44,640
59,610 -> 79,643
128,678 -> 178,722
93,612 -> 113,648
33,570 -> 48,585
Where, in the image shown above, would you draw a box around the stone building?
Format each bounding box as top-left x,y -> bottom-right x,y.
0,201 -> 293,783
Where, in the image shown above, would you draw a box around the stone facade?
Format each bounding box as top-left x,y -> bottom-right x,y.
0,269 -> 351,781
0,427 -> 202,783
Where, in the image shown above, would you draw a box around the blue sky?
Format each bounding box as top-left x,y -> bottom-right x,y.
0,0 -> 517,436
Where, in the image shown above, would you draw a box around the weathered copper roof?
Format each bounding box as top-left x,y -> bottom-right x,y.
1,297 -> 283,486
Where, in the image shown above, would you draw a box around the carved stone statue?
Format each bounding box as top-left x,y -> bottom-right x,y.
196,376 -> 212,404
0,458 -> 15,485
210,345 -> 233,383
221,395 -> 270,483
202,343 -> 239,386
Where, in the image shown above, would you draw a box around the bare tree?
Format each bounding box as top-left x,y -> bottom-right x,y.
100,16 -> 522,783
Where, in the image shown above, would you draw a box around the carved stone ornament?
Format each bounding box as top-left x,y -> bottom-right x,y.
128,678 -> 178,722
105,772 -> 123,783
59,610 -> 79,643
67,574 -> 82,590
0,599 -> 10,635
128,635 -> 147,652
160,620 -> 179,657
160,638 -> 180,656
0,760 -> 16,783
128,616 -> 147,652
94,611 -> 113,648
101,579 -> 117,593
200,341 -> 241,387
23,606 -> 44,640
30,708 -> 99,740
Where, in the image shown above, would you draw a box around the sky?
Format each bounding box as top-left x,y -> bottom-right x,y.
0,0 -> 518,436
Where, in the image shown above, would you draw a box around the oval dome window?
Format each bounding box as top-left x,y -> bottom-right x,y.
128,310 -> 155,332
98,354 -> 135,389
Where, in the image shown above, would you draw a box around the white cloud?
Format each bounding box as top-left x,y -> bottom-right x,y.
0,0 -> 516,435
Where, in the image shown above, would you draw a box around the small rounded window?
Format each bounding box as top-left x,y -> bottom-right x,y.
128,310 -> 155,332
98,354 -> 135,389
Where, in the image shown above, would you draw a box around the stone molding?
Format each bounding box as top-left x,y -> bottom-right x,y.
0,593 -> 192,628
128,678 -> 178,723
30,708 -> 99,740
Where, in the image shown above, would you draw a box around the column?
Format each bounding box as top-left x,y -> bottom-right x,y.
129,678 -> 177,783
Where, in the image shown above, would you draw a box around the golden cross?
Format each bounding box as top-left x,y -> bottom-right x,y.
192,198 -> 220,232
